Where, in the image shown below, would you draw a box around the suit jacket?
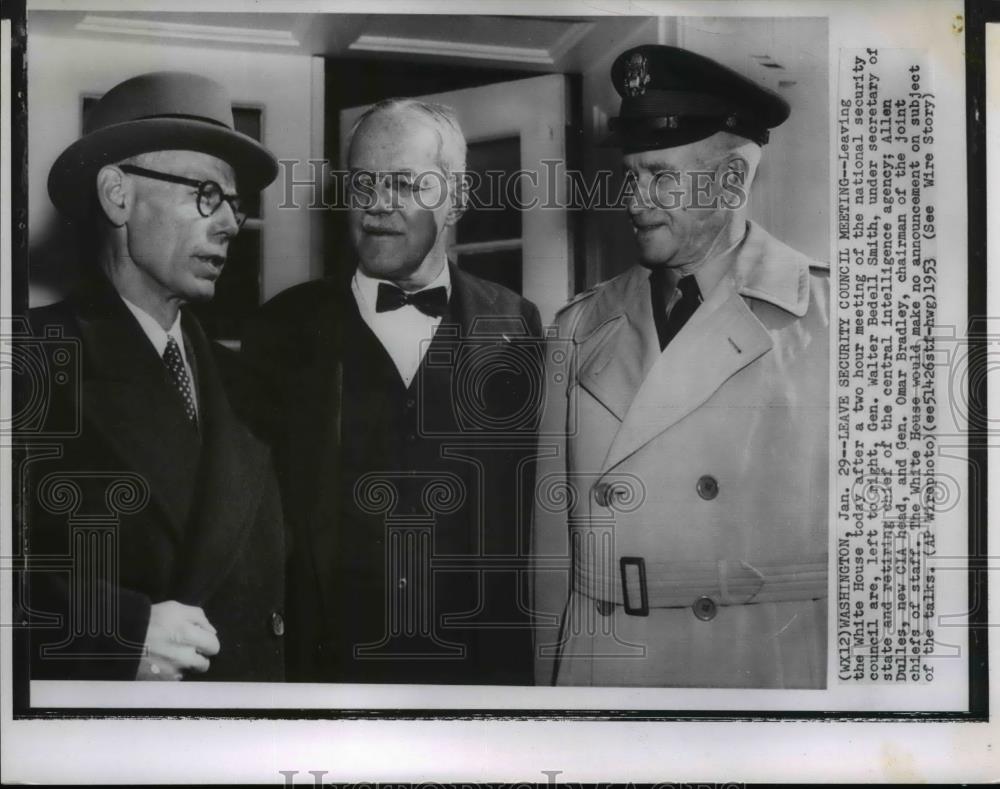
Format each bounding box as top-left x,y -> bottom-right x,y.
21,274 -> 285,681
242,264 -> 543,684
532,221 -> 830,688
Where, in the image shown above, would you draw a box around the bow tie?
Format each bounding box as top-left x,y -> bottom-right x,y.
375,283 -> 448,318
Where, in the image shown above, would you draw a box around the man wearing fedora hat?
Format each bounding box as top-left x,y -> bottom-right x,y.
532,45 -> 829,688
21,71 -> 286,681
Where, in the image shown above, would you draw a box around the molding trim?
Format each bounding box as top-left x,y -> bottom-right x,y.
542,21 -> 594,62
74,15 -> 300,48
349,32 -> 583,65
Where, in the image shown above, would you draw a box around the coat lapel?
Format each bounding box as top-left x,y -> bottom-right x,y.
576,267 -> 659,422
603,275 -> 772,470
601,220 -> 813,471
448,263 -> 498,337
73,277 -> 201,539
171,313 -> 267,603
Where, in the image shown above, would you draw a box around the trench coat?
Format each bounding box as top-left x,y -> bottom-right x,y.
532,221 -> 829,688
21,273 -> 286,681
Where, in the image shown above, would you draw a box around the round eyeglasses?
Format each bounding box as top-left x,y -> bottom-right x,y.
118,164 -> 247,228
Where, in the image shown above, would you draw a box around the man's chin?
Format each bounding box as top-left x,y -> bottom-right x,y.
635,233 -> 678,265
185,281 -> 217,302
357,255 -> 420,282
637,247 -> 678,267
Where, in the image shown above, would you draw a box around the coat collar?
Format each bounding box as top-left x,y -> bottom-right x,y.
729,220 -> 816,318
575,220 -> 814,340
70,271 -> 172,383
572,222 -> 817,469
71,272 -> 203,537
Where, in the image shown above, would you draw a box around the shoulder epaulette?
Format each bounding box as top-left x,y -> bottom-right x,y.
555,285 -> 600,317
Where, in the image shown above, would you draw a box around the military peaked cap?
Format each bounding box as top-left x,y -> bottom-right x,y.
604,44 -> 790,152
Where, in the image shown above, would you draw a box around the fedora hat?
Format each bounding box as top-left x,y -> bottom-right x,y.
48,71 -> 278,218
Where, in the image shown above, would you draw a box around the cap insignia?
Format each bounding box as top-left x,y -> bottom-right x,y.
623,52 -> 651,97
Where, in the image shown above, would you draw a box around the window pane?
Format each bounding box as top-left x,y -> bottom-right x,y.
232,106 -> 261,142
456,136 -> 521,245
232,106 -> 263,219
457,248 -> 522,294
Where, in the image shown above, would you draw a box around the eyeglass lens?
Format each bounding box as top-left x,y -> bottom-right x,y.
198,181 -> 246,227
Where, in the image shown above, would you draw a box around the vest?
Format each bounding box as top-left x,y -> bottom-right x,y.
334,297 -> 486,683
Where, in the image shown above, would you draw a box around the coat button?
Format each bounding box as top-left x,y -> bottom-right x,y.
270,611 -> 285,637
692,596 -> 717,621
696,475 -> 719,500
398,576 -> 407,589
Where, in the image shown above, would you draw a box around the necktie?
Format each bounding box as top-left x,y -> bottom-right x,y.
375,283 -> 448,318
163,336 -> 197,425
649,270 -> 702,351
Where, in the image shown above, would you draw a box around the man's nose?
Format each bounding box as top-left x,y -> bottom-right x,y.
627,184 -> 655,214
216,201 -> 240,236
367,180 -> 398,213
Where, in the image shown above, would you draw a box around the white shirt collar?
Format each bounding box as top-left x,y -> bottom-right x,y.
353,259 -> 452,312
120,296 -> 185,358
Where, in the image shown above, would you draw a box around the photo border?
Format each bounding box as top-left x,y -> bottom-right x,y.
0,0 -> 989,729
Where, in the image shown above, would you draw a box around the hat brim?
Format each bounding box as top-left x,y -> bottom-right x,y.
600,124 -> 724,152
48,117 -> 278,218
600,117 -> 769,152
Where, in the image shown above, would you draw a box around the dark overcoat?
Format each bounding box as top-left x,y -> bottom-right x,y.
242,265 -> 542,684
21,274 -> 285,681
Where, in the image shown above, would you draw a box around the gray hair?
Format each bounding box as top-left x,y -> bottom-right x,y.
347,98 -> 467,176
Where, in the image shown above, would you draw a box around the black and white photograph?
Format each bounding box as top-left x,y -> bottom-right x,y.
0,0 -> 992,783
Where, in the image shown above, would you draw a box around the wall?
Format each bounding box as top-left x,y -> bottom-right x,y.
676,16 -> 829,264
27,28 -> 321,306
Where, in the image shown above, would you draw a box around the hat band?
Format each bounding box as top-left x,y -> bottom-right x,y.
609,114 -> 769,146
86,112 -> 234,135
618,89 -> 735,118
133,112 -> 232,130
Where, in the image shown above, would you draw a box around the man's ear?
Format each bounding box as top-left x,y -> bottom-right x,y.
95,165 -> 133,226
716,154 -> 750,192
445,171 -> 469,226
